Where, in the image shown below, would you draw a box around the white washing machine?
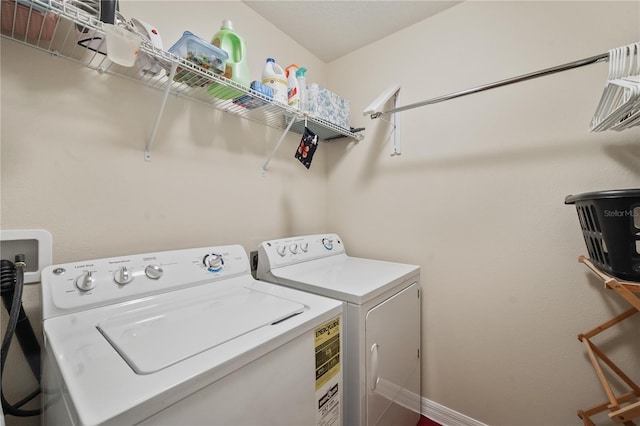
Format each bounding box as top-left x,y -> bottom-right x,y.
256,234 -> 421,426
41,244 -> 343,425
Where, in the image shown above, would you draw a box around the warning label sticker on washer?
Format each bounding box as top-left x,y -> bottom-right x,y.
318,383 -> 340,426
315,317 -> 340,390
315,316 -> 341,426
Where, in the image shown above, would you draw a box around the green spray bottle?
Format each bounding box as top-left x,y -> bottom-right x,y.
296,67 -> 308,112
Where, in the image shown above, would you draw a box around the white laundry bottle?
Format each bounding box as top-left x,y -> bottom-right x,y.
262,58 -> 288,104
285,64 -> 300,109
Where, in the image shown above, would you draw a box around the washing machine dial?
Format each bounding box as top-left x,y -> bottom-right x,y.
322,238 -> 333,250
289,243 -> 298,254
276,245 -> 287,257
300,242 -> 309,252
203,253 -> 224,272
113,266 -> 134,285
75,271 -> 96,291
145,264 -> 163,280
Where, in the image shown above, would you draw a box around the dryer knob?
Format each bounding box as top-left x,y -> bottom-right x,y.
75,271 -> 96,291
276,245 -> 287,257
289,243 -> 298,254
114,266 -> 134,285
322,238 -> 333,250
145,264 -> 163,280
204,254 -> 224,272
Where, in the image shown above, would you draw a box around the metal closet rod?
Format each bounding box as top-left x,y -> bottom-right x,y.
372,52 -> 609,118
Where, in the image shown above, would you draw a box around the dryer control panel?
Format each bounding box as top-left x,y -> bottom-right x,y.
42,245 -> 250,318
257,233 -> 346,271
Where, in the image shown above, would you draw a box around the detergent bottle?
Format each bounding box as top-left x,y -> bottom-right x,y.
207,19 -> 250,100
261,58 -> 288,104
285,64 -> 300,109
296,67 -> 308,112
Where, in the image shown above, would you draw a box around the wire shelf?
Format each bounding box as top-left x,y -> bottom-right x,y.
1,0 -> 364,146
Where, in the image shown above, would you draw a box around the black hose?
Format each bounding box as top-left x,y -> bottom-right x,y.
1,257 -> 42,417
99,0 -> 117,24
0,261 -> 41,382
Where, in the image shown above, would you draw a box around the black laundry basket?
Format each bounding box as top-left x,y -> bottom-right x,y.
565,189 -> 640,282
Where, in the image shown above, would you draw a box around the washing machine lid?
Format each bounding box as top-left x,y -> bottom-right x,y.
98,286 -> 305,374
269,254 -> 419,304
44,276 -> 341,426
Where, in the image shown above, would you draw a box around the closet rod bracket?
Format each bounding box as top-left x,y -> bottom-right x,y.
363,84 -> 401,155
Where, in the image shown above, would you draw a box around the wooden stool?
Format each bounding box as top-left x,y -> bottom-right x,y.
576,256 -> 640,425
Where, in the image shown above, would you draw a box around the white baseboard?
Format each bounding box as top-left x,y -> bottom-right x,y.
421,397 -> 488,426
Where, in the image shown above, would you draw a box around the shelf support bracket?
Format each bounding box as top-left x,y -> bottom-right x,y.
364,84 -> 401,156
389,90 -> 400,156
261,115 -> 298,176
145,61 -> 178,161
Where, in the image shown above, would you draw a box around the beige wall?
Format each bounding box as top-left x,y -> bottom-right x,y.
1,2 -> 328,425
327,1 -> 640,425
1,1 -> 639,426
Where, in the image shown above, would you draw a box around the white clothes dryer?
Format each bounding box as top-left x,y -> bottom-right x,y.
256,234 -> 421,426
41,244 -> 343,426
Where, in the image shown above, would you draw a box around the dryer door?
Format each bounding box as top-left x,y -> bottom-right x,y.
365,282 -> 420,426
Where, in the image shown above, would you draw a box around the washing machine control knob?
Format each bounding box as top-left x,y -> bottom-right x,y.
145,264 -> 163,280
114,266 -> 134,285
276,245 -> 287,257
322,238 -> 333,250
289,243 -> 298,254
203,254 -> 224,272
75,271 -> 96,291
300,242 -> 309,252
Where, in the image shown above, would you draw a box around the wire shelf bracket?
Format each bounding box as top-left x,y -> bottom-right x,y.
145,61 -> 178,161
261,115 -> 299,176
